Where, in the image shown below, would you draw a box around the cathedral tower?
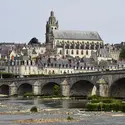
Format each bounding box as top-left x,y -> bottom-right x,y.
45,11 -> 59,44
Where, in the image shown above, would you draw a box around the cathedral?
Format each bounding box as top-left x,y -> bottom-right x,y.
45,11 -> 104,58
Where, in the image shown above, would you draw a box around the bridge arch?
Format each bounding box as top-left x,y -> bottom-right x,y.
0,84 -> 9,95
109,78 -> 125,98
41,82 -> 61,96
70,80 -> 94,97
17,83 -> 33,95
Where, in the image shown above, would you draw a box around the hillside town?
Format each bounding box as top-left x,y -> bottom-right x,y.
0,11 -> 124,76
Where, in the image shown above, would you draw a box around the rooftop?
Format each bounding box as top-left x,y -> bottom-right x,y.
53,30 -> 102,41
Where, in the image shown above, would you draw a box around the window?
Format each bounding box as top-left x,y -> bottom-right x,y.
60,50 -> 62,54
86,50 -> 88,55
27,60 -> 28,65
76,44 -> 79,49
21,61 -> 24,65
71,43 -> 74,49
71,50 -> 74,54
48,70 -> 51,74
31,61 -> 32,65
81,50 -> 83,55
66,50 -> 68,54
52,70 -> 55,74
76,50 -> 79,55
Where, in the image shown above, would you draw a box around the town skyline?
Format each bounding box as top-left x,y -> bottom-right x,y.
0,0 -> 124,44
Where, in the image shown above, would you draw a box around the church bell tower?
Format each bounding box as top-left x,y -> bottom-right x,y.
45,11 -> 59,45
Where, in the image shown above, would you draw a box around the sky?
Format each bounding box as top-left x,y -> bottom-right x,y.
0,0 -> 125,44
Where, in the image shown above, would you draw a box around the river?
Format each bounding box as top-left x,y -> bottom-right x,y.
0,98 -> 125,125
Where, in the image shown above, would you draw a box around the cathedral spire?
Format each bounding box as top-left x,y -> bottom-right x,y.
50,11 -> 54,16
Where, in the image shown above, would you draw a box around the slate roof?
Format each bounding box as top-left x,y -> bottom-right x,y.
38,57 -> 96,68
53,30 -> 102,41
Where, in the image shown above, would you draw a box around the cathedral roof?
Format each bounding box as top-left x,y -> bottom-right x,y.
53,30 -> 102,41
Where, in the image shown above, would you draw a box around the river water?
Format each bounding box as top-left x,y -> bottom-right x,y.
0,98 -> 125,125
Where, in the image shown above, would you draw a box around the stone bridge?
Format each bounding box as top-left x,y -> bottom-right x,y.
1,70 -> 125,98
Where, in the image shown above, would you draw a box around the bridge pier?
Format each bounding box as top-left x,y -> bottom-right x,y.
96,78 -> 109,97
9,83 -> 17,96
33,81 -> 41,95
61,80 -> 70,97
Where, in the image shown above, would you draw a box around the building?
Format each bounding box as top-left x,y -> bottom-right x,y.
0,11 -> 124,76
45,11 -> 104,58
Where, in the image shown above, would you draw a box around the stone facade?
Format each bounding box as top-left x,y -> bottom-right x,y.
45,11 -> 104,58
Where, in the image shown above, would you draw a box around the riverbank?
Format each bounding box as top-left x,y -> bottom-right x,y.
1,98 -> 125,124
1,108 -> 125,124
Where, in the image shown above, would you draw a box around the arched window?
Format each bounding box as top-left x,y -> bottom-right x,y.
81,50 -> 84,55
71,50 -> 74,54
91,42 -> 95,49
52,70 -> 55,74
81,43 -> 84,49
51,63 -> 53,67
86,42 -> 90,49
66,64 -> 68,68
48,70 -> 51,74
66,50 -> 68,54
59,50 -> 62,54
76,50 -> 79,55
62,41 -> 64,46
76,42 -> 79,49
86,50 -> 88,55
71,43 -> 74,49
95,42 -> 99,49
65,42 -> 69,49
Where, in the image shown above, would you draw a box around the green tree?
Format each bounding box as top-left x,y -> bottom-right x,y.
53,84 -> 61,96
119,47 -> 125,60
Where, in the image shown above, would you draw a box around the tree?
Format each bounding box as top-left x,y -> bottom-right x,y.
119,47 -> 125,60
53,84 -> 61,96
28,37 -> 40,45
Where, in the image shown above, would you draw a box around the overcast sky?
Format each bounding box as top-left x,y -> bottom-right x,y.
0,0 -> 124,44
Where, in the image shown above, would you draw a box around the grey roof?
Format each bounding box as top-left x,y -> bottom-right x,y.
53,30 -> 102,41
37,57 -> 96,68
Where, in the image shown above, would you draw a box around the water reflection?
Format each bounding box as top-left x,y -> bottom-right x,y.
0,98 -> 87,109
32,98 -> 87,109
